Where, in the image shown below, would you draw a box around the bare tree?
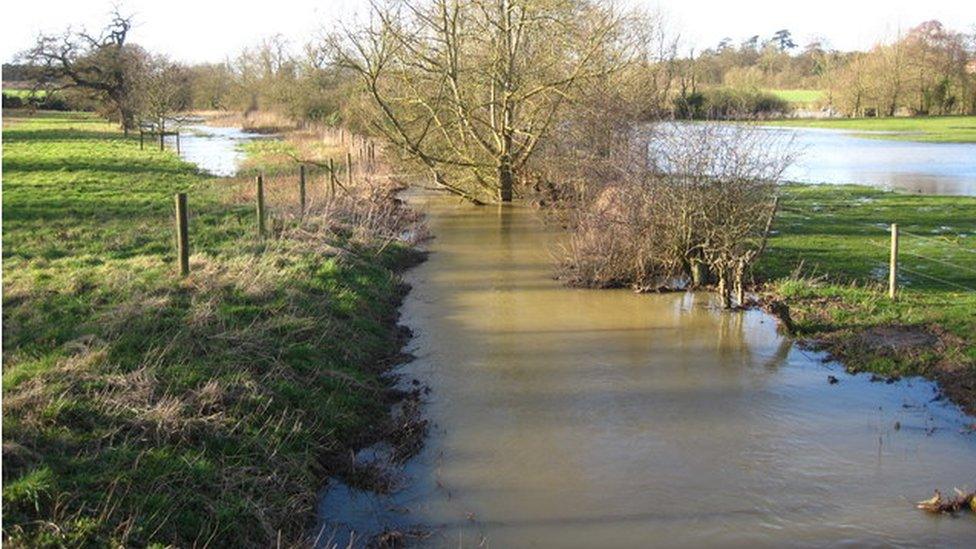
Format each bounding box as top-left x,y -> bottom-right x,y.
23,10 -> 146,133
327,0 -> 634,203
137,55 -> 192,148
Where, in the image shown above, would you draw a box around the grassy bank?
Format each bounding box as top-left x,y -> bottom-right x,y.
758,184 -> 976,414
764,115 -> 976,143
2,112 -> 422,545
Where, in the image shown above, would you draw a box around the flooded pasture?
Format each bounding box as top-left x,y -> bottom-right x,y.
764,125 -> 976,196
171,124 -> 270,176
314,194 -> 976,547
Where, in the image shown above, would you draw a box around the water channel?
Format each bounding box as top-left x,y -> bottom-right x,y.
317,194 -> 976,547
172,123 -> 976,547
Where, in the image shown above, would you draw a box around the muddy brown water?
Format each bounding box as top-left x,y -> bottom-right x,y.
315,192 -> 976,547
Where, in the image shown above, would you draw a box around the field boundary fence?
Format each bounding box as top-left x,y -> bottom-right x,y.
862,223 -> 976,299
167,129 -> 417,277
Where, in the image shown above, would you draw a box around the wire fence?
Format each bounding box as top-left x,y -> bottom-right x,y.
861,223 -> 976,296
165,129 -> 409,277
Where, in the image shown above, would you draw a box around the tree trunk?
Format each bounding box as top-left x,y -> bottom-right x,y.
717,270 -> 731,309
498,158 -> 514,202
734,261 -> 745,307
690,260 -> 708,288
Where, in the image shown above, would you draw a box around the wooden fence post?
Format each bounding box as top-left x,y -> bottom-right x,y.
329,158 -> 337,198
174,193 -> 189,276
139,131 -> 144,150
299,164 -> 307,214
176,131 -> 181,155
346,152 -> 353,188
889,223 -> 899,299
256,174 -> 266,237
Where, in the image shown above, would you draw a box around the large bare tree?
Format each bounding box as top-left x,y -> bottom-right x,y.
328,0 -> 633,203
24,10 -> 146,133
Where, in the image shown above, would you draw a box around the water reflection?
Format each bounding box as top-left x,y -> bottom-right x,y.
316,193 -> 976,547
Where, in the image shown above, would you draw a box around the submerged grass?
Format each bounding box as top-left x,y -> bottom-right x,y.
763,115 -> 976,143
758,184 -> 976,413
2,112 -> 423,546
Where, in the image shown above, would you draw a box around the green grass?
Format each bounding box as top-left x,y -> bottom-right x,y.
3,89 -> 50,98
2,112 -> 419,546
757,184 -> 976,409
764,115 -> 976,143
766,89 -> 824,104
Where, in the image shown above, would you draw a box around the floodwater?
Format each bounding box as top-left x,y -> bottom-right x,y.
316,194 -> 976,547
759,125 -> 976,196
171,124 -> 270,177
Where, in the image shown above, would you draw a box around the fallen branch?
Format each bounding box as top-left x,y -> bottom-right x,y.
916,489 -> 976,514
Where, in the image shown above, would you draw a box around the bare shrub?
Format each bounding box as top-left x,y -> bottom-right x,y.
559,123 -> 795,307
228,167 -> 426,250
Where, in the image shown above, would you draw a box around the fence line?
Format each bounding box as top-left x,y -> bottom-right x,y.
900,228 -> 976,255
897,264 -> 976,293
900,249 -> 976,276
865,232 -> 976,299
169,144 -> 401,275
864,238 -> 976,276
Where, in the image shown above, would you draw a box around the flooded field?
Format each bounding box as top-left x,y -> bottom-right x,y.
314,194 -> 976,547
171,124 -> 270,176
763,126 -> 976,196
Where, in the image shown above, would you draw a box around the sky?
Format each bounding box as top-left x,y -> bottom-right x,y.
2,0 -> 975,65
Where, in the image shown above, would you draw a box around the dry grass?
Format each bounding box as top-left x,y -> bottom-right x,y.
195,109 -> 300,134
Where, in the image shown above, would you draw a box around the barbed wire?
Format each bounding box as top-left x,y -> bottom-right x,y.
863,237 -> 975,271
862,239 -> 976,292
896,264 -> 976,293
900,228 -> 976,255
899,248 -> 976,276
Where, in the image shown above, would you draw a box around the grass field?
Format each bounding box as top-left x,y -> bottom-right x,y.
767,89 -> 824,104
2,112 -> 421,546
758,184 -> 976,414
765,115 -> 976,143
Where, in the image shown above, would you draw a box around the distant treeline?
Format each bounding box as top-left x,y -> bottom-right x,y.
677,21 -> 976,117
6,17 -> 974,126
174,19 -> 976,121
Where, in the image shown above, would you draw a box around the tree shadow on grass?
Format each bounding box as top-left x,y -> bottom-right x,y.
3,158 -> 200,177
2,128 -> 133,143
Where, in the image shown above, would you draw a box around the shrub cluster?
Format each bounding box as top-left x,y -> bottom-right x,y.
673,87 -> 790,119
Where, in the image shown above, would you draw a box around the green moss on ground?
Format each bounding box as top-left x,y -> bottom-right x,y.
2,112 -> 420,546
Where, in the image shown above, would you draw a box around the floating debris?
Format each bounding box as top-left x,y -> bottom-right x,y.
916,489 -> 975,514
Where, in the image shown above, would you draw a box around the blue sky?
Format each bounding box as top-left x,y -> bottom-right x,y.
2,0 -> 974,64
